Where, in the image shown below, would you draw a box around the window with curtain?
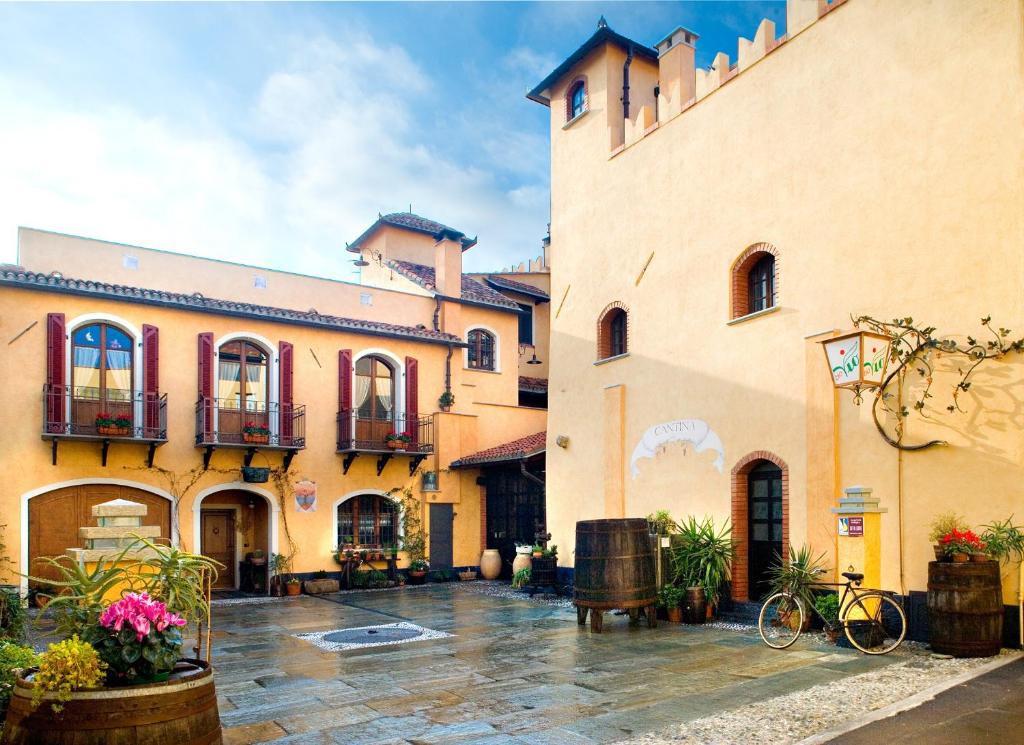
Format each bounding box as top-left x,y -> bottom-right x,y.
218,340 -> 268,411
72,323 -> 133,401
467,329 -> 496,371
354,356 -> 394,420
337,495 -> 398,547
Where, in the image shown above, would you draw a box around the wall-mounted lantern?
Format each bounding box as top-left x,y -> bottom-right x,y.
821,329 -> 892,403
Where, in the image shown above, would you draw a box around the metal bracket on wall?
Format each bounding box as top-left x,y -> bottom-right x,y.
243,448 -> 257,468
146,442 -> 157,469
282,450 -> 295,472
100,439 -> 111,468
202,445 -> 215,471
342,452 -> 358,475
409,454 -> 427,477
376,452 -> 393,477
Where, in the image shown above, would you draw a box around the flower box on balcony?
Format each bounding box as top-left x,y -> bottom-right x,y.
97,425 -> 131,436
243,433 -> 270,444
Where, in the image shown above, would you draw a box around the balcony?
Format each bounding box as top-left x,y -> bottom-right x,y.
42,384 -> 168,467
336,409 -> 434,476
195,396 -> 306,470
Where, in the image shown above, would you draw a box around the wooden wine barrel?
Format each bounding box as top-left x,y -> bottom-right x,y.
574,518 -> 657,609
2,659 -> 222,745
927,561 -> 1003,658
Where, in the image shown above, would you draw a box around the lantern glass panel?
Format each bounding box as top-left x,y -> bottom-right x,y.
825,335 -> 862,387
861,333 -> 889,385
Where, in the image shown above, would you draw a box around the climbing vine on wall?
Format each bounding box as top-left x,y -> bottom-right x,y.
854,315 -> 1024,450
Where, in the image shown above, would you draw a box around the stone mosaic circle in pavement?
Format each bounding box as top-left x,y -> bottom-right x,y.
296,622 -> 453,652
212,584 -> 899,744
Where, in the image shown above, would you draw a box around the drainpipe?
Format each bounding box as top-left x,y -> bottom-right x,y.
444,345 -> 453,397
622,44 -> 634,120
1019,559 -> 1022,647
432,297 -> 442,332
520,460 -> 545,487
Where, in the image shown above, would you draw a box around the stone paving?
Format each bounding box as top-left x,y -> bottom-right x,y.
211,584 -> 905,744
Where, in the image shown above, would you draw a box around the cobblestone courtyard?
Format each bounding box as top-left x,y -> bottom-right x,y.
211,584 -> 941,745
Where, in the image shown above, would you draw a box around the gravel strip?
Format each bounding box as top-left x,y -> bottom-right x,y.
626,646 -> 1022,745
455,579 -> 575,608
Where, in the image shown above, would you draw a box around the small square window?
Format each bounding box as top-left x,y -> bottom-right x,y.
253,276 -> 267,289
360,293 -> 373,306
122,255 -> 139,270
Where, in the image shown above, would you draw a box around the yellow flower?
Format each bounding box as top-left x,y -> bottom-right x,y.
31,636 -> 107,713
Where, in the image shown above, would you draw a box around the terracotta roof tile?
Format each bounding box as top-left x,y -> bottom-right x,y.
388,260 -> 521,310
518,376 -> 548,393
450,431 -> 546,468
485,275 -> 550,301
0,266 -> 465,346
348,212 -> 477,252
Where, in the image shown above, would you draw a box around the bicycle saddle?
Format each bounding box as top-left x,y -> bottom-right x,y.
842,571 -> 864,582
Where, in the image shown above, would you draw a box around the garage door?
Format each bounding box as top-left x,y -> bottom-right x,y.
28,484 -> 171,589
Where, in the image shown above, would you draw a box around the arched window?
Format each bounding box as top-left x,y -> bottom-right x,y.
354,355 -> 396,447
338,494 -> 398,548
71,322 -> 134,431
597,304 -> 628,360
217,340 -> 269,443
748,254 -> 775,314
467,329 -> 496,371
731,243 -> 780,320
568,80 -> 586,121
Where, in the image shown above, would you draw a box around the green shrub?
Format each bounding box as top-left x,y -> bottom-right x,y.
0,588 -> 27,644
0,642 -> 39,718
511,567 -> 531,589
814,593 -> 840,625
657,584 -> 684,609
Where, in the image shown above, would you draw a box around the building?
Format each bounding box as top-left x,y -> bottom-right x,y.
530,0 -> 1024,638
0,214 -> 547,593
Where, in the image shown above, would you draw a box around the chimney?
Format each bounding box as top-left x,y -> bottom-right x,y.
433,236 -> 463,298
656,26 -> 698,123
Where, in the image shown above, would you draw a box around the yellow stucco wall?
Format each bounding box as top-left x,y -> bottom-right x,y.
541,0 -> 1024,603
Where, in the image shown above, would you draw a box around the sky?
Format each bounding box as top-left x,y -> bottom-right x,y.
0,1 -> 785,280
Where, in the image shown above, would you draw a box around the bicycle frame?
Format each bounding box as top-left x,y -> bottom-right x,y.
801,579 -> 896,630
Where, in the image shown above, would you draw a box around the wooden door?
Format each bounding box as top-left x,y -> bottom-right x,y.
201,510 -> 236,589
354,356 -> 395,449
429,503 -> 454,570
28,485 -> 171,590
748,463 -> 783,600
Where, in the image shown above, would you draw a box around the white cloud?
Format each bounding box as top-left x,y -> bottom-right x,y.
0,29 -> 548,280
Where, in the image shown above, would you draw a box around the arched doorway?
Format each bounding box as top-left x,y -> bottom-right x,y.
731,452 -> 789,602
27,484 -> 171,594
198,489 -> 271,591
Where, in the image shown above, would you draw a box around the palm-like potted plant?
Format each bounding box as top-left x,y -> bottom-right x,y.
766,544 -> 828,631
669,516 -> 735,623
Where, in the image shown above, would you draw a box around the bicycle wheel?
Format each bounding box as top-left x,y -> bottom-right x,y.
758,592 -> 804,649
842,593 -> 906,655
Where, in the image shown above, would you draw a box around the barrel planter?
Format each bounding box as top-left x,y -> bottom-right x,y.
682,587 -> 707,625
927,560 -> 1003,658
1,659 -> 222,745
574,518 -> 657,633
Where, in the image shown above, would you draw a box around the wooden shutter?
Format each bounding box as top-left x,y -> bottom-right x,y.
197,332 -> 214,439
338,349 -> 352,449
279,341 -> 294,444
142,324 -> 159,433
405,356 -> 419,447
45,313 -> 66,433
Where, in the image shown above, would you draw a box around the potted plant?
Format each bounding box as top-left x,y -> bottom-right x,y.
940,528 -> 985,562
981,517 -> 1024,564
765,544 -> 828,631
438,390 -> 455,412
408,559 -> 429,585
531,544 -> 544,559
269,552 -> 289,596
286,577 -> 302,596
657,585 -> 684,623
95,412 -> 131,436
384,431 -> 412,450
242,421 -> 270,444
647,510 -> 679,537
511,566 -> 531,589
929,512 -> 968,561
669,516 -> 735,621
458,569 -> 477,581
814,593 -> 841,642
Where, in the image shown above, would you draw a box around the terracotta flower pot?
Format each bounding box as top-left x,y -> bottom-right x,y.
951,552 -> 970,563
387,440 -> 404,449
667,607 -> 682,623
479,549 -> 502,580
243,433 -> 269,444
933,544 -> 947,562
286,582 -> 302,596
970,553 -> 989,563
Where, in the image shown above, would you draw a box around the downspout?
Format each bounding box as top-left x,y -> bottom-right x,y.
444,345 -> 453,397
432,296 -> 442,332
520,459 -> 545,487
622,44 -> 634,120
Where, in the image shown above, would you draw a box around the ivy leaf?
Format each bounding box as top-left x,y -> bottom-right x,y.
981,316 -> 991,325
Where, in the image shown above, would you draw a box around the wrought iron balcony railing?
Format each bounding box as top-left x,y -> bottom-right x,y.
336,409 -> 434,454
195,396 -> 306,449
42,384 -> 167,441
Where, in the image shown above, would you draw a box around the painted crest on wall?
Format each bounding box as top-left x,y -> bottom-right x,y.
630,419 -> 725,478
294,479 -> 317,512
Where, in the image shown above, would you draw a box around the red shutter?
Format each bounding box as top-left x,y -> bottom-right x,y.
46,313 -> 66,433
405,356 -> 418,447
279,341 -> 294,445
142,324 -> 159,433
197,332 -> 214,440
339,349 -> 352,449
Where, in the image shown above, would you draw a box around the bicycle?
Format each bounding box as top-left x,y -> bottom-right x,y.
757,568 -> 907,655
